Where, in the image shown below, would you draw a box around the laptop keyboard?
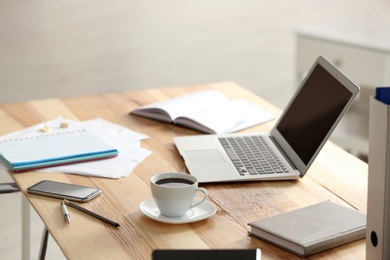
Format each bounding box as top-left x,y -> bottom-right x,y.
218,136 -> 289,176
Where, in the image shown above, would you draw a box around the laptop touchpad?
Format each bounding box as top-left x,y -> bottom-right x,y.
185,150 -> 225,165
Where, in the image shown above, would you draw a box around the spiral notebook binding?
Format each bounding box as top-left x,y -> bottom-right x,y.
0,129 -> 86,143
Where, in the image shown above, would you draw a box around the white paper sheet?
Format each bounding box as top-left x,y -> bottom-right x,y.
0,117 -> 152,178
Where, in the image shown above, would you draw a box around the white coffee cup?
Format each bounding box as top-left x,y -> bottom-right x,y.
150,173 -> 208,218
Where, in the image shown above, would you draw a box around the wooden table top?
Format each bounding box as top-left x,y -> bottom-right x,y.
1,82 -> 368,259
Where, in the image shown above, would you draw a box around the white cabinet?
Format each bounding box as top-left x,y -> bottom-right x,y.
295,18 -> 390,157
297,38 -> 390,87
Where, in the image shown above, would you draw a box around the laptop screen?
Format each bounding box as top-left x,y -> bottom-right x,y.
276,64 -> 353,165
270,56 -> 359,178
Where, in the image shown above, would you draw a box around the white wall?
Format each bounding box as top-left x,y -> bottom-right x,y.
1,1 -> 390,259
0,1 -> 389,108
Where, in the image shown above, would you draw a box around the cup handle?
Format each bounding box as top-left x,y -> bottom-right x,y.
190,187 -> 208,208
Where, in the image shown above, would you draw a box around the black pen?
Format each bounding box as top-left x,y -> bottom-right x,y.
63,199 -> 120,227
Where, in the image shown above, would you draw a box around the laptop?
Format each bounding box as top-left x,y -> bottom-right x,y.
174,56 -> 360,183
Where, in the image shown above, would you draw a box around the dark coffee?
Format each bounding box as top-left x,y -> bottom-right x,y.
155,178 -> 194,187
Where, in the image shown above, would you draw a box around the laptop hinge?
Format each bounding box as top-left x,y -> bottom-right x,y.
269,136 -> 297,170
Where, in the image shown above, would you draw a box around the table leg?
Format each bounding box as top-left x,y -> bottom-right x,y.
21,196 -> 30,260
39,226 -> 49,260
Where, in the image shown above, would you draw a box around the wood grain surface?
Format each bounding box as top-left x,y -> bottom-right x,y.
1,82 -> 368,259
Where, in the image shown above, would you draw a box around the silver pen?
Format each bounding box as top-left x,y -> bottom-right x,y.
61,200 -> 70,224
63,199 -> 120,227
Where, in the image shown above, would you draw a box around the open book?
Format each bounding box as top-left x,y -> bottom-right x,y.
130,90 -> 274,134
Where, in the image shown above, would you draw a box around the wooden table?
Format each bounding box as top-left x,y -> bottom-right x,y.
1,82 -> 368,259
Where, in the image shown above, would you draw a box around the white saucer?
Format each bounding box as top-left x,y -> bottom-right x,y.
139,198 -> 217,224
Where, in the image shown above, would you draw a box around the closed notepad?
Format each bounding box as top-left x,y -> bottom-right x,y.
0,129 -> 118,172
248,201 -> 366,257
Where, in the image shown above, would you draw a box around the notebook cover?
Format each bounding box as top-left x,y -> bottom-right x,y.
0,129 -> 118,171
248,201 -> 366,257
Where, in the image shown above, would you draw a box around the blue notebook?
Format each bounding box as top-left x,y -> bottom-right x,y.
0,129 -> 118,172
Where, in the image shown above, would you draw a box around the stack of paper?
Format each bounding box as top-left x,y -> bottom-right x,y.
0,117 -> 151,178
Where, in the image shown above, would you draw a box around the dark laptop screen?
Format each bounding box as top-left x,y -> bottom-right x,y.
276,64 -> 353,165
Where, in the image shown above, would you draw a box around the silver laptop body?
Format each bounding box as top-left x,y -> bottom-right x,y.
174,56 -> 360,183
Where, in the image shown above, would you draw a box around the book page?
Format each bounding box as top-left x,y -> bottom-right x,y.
175,99 -> 274,134
134,90 -> 229,121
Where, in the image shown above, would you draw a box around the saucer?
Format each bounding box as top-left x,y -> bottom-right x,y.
139,198 -> 217,224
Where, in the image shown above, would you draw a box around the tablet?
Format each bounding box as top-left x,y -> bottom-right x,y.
27,180 -> 102,202
152,249 -> 261,260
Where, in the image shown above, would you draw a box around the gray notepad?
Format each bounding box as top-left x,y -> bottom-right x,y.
248,201 -> 366,257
